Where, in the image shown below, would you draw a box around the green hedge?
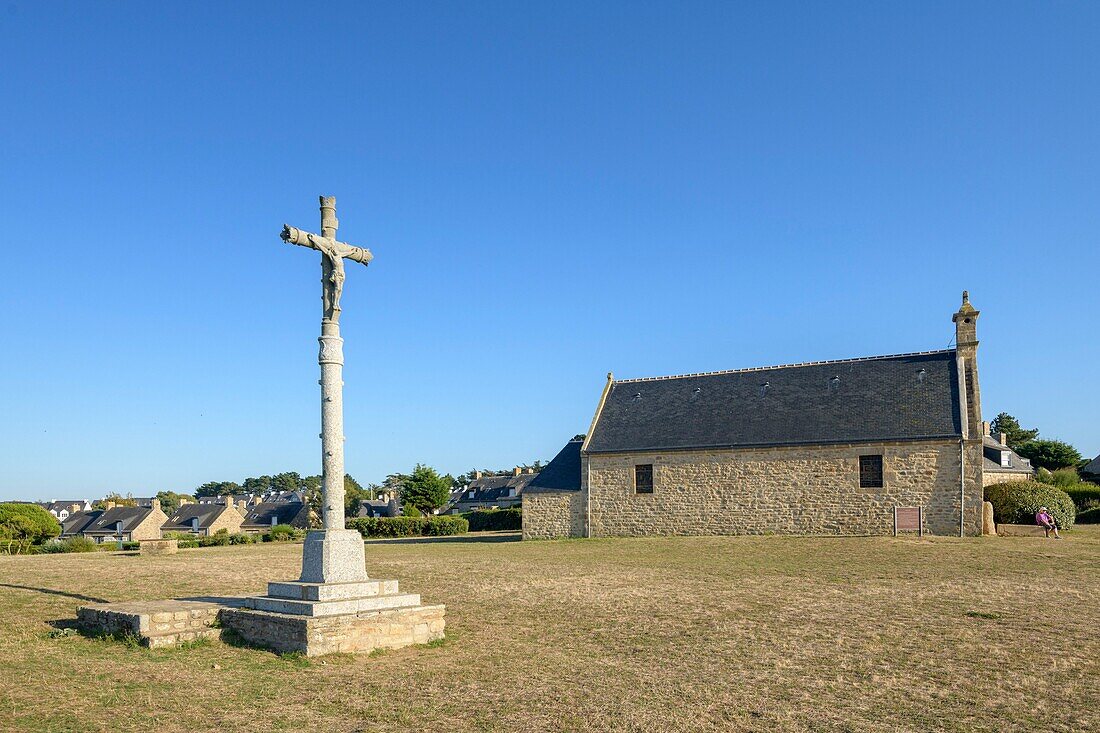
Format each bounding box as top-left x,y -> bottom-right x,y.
347,515 -> 468,538
1078,507 -> 1100,524
38,536 -> 100,554
461,508 -> 522,532
984,481 -> 1076,530
1063,483 -> 1100,511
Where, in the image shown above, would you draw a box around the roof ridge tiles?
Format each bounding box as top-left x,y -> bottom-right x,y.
614,349 -> 956,384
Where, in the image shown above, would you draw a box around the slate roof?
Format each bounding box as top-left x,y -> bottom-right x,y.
83,506 -> 155,534
456,472 -> 538,504
46,500 -> 89,514
358,499 -> 399,518
162,503 -> 235,531
982,435 -> 1034,475
525,439 -> 583,493
242,502 -> 307,528
586,350 -> 963,453
1082,454 -> 1100,477
61,510 -> 103,536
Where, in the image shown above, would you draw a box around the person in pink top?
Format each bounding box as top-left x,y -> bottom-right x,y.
1035,507 -> 1061,539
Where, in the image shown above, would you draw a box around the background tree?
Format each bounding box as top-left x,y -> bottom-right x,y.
0,503 -> 61,550
92,492 -> 137,509
989,413 -> 1039,449
343,474 -> 371,517
195,481 -> 241,498
1016,440 -> 1083,471
155,490 -> 192,515
270,471 -> 305,494
241,476 -> 272,494
400,464 -> 452,514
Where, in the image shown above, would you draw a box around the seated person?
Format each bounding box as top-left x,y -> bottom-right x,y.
1035,507 -> 1061,539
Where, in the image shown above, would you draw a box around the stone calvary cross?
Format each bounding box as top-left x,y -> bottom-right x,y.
228,196 -> 444,655
278,196 -> 373,584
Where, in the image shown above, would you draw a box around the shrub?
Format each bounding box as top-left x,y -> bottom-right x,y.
401,504 -> 423,518
347,515 -> 468,538
228,532 -> 255,545
38,536 -> 100,554
197,529 -> 231,547
462,508 -> 522,532
984,481 -> 1076,530
120,541 -> 140,551
267,524 -> 301,542
1049,468 -> 1080,489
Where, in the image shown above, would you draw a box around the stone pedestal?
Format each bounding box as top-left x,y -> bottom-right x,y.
298,529 -> 369,584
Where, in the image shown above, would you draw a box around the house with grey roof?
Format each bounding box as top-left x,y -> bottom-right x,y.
980,424 -> 1034,485
1082,454 -> 1100,483
357,493 -> 400,518
60,510 -> 103,538
44,500 -> 92,522
524,293 -> 991,539
240,501 -> 312,534
78,501 -> 168,543
447,468 -> 538,514
161,498 -> 244,537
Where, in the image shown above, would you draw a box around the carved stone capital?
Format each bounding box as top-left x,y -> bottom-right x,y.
318,335 -> 345,365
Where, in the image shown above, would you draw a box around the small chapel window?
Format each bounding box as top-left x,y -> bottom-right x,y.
859,455 -> 884,488
634,464 -> 654,494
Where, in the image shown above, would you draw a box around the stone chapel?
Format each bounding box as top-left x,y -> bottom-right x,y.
523,293 -> 987,538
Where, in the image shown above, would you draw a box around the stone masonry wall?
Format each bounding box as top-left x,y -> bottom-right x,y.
522,492 -> 585,540
205,507 -> 244,535
585,439 -> 984,538
131,508 -> 168,542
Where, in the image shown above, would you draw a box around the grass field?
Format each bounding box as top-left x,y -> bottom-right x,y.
1,529 -> 1097,733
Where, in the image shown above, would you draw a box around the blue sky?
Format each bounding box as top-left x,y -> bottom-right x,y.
1,1 -> 1097,500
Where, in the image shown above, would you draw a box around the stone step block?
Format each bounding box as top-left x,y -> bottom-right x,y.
243,592 -> 422,618
267,579 -> 400,602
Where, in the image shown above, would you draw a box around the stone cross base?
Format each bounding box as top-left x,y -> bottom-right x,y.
221,603 -> 445,657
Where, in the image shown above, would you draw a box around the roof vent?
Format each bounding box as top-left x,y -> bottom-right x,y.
759,381 -> 770,397
631,392 -> 642,402
916,368 -> 926,384
829,376 -> 840,391
691,387 -> 702,400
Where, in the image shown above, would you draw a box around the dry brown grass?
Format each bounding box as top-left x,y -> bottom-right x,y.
1,528 -> 1097,733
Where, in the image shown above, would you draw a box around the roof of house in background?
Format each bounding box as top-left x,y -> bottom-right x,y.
982,435 -> 1034,475
46,500 -> 89,513
61,510 -> 103,535
1082,454 -> 1100,476
586,351 -> 963,453
459,471 -> 539,503
162,502 -> 236,531
525,438 -> 583,493
83,506 -> 155,534
242,501 -> 307,527
358,499 -> 399,518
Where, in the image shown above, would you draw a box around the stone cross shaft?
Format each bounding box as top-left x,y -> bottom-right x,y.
280,196 -> 373,533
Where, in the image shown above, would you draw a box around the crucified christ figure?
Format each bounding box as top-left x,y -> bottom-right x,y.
281,204 -> 372,323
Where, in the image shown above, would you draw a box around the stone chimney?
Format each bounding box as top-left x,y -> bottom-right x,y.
105,501 -> 116,510
151,498 -> 161,512
982,421 -> 991,437
69,503 -> 82,515
513,467 -> 522,477
999,432 -> 1008,447
474,471 -> 482,481
526,468 -> 534,474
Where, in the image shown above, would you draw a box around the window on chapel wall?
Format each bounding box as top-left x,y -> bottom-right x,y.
859,455 -> 884,488
634,464 -> 654,494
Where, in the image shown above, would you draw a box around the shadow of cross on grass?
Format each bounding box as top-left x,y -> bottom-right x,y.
0,583 -> 109,604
